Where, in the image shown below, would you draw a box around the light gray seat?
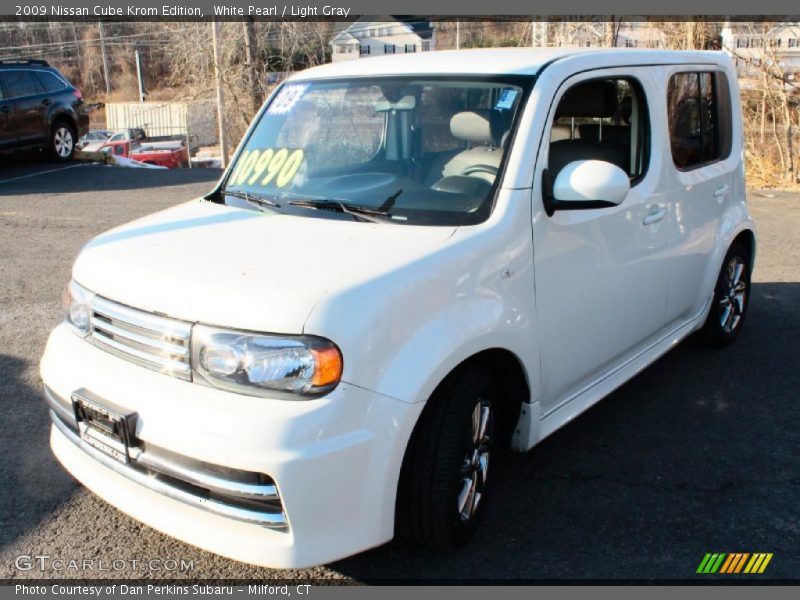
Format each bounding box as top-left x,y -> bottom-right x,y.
440,110 -> 509,183
548,80 -> 629,178
550,124 -> 580,142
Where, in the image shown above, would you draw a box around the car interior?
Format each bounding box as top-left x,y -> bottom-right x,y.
547,78 -> 649,183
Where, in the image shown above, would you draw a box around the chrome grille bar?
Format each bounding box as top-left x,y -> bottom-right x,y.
87,295 -> 192,380
45,387 -> 287,529
92,319 -> 189,357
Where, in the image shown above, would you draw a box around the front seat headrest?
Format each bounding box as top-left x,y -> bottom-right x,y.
450,110 -> 505,146
556,81 -> 618,119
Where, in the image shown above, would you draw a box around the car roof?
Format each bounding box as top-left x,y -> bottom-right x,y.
0,62 -> 57,71
289,47 -> 729,81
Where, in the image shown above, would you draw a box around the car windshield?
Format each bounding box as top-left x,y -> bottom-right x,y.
222,76 -> 529,225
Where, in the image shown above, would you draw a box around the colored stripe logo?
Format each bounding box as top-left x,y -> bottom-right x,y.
697,552 -> 773,574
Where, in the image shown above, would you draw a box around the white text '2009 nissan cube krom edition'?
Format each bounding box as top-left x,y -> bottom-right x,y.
42,48 -> 755,568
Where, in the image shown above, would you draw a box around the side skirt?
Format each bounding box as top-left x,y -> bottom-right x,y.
511,294 -> 712,452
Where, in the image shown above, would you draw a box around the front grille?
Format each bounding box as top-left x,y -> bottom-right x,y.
88,295 -> 192,380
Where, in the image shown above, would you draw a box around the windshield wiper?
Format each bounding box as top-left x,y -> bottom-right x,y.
288,199 -> 392,223
224,190 -> 281,211
378,189 -> 403,212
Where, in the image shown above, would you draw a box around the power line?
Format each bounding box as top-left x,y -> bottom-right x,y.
0,30 -> 170,52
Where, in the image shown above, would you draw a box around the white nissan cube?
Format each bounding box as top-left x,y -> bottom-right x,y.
42,48 -> 756,568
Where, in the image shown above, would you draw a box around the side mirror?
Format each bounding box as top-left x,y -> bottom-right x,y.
544,160 -> 630,215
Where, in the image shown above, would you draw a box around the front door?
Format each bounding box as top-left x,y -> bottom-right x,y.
531,67 -> 673,414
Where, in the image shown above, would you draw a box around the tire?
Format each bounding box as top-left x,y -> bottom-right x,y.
49,120 -> 76,162
700,242 -> 751,346
396,365 -> 498,549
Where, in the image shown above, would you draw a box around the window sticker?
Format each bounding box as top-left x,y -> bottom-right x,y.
495,88 -> 519,111
230,148 -> 305,189
267,84 -> 309,115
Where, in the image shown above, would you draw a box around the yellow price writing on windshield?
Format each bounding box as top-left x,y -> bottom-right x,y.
231,147 -> 304,188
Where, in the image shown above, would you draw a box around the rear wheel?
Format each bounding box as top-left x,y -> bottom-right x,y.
700,242 -> 751,346
396,365 -> 498,549
50,120 -> 76,162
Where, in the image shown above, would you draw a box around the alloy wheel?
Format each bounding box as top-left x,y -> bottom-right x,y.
719,255 -> 748,334
457,398 -> 493,522
54,127 -> 74,158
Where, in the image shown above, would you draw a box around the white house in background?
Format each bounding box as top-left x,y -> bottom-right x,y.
546,21 -> 668,49
720,22 -> 800,78
330,17 -> 435,62
615,23 -> 668,49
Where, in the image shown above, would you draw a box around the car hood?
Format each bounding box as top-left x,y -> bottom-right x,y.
73,199 -> 456,333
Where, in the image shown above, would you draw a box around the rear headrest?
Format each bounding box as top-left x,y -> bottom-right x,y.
556,81 -> 617,118
450,110 -> 504,146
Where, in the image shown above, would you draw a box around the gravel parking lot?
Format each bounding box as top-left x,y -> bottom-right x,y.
0,161 -> 798,581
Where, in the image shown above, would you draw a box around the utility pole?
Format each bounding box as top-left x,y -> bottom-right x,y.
456,21 -> 460,50
532,19 -> 547,47
243,17 -> 259,113
604,18 -> 617,48
134,50 -> 145,102
98,22 -> 111,95
212,19 -> 229,168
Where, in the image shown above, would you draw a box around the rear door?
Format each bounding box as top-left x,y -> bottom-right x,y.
662,67 -> 738,323
0,73 -> 15,149
3,69 -> 47,144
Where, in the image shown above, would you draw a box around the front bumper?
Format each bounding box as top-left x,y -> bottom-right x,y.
41,323 -> 422,568
46,387 -> 287,528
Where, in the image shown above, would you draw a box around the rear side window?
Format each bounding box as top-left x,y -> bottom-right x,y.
667,71 -> 732,170
34,71 -> 67,93
2,70 -> 43,99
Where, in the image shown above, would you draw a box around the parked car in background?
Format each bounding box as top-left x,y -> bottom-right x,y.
43,48 -> 755,569
0,59 -> 88,161
77,129 -> 113,149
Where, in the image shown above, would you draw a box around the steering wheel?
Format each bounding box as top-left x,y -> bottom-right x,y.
461,164 -> 498,177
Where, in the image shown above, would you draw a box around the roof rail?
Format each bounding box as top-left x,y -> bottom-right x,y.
0,59 -> 50,67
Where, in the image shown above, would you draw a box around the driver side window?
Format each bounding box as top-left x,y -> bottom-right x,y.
548,77 -> 650,183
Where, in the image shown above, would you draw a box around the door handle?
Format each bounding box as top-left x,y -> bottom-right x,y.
643,206 -> 666,226
0,106 -> 10,113
713,185 -> 729,197
41,99 -> 52,106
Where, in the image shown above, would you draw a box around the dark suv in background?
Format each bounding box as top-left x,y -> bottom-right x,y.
0,60 -> 89,161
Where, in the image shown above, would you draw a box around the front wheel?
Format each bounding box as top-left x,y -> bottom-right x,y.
49,121 -> 76,162
700,242 -> 751,346
396,365 -> 498,549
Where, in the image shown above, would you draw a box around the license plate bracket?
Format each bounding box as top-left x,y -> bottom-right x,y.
71,389 -> 138,464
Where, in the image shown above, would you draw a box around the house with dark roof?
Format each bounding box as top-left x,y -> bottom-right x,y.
721,22 -> 800,78
330,17 -> 436,62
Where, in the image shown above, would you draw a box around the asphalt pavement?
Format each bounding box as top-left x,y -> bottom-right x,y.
0,160 -> 798,581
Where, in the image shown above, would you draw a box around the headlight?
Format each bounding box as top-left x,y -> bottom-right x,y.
63,280 -> 93,336
192,324 -> 343,399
